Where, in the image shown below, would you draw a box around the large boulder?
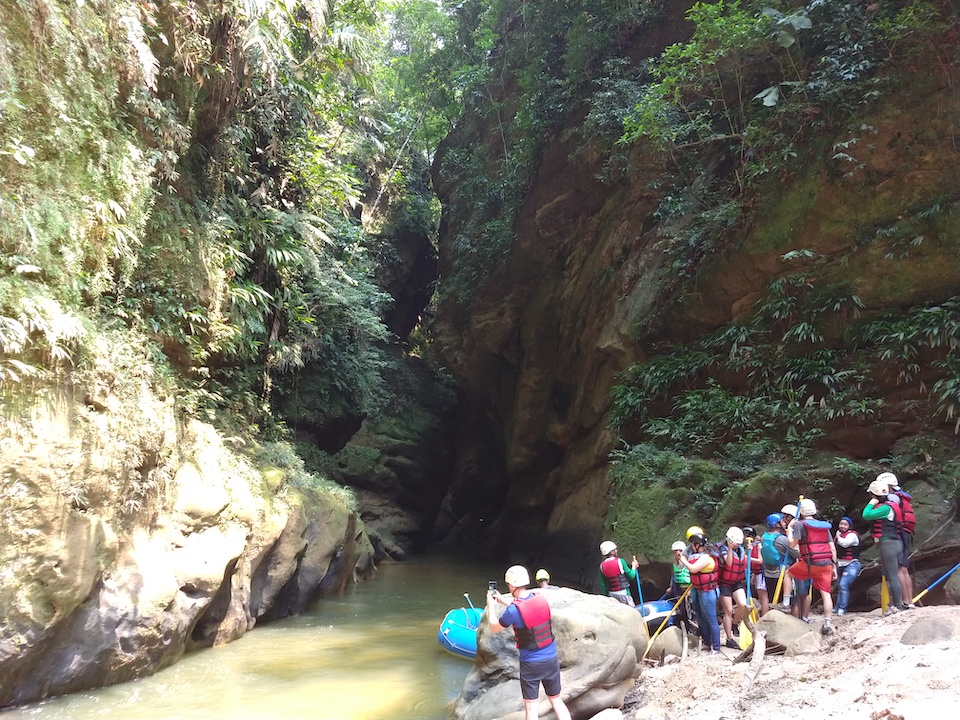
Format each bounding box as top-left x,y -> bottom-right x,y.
0,400 -> 375,708
453,588 -> 646,719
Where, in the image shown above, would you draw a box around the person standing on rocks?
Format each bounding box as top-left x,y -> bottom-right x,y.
834,516 -> 861,615
487,565 -> 573,720
599,540 -> 639,606
786,498 -> 837,634
678,533 -> 721,652
717,526 -> 750,648
862,475 -> 908,614
759,513 -> 794,615
884,472 -> 917,608
778,504 -> 801,614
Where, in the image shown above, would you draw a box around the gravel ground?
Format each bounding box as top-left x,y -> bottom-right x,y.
618,605 -> 960,720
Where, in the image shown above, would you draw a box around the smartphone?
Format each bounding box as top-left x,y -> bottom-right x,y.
488,580 -> 498,592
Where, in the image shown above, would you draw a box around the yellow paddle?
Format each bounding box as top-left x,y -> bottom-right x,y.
881,576 -> 889,614
642,586 -> 690,659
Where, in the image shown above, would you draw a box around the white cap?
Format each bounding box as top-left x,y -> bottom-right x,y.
504,565 -> 530,587
799,498 -> 817,516
877,471 -> 899,490
869,477 -> 892,496
600,540 -> 617,555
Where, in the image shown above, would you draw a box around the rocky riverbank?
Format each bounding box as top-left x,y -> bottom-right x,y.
620,605 -> 960,720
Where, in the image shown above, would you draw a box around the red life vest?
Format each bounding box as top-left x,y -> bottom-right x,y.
836,530 -> 861,562
513,593 -> 554,650
717,544 -> 747,586
688,552 -> 719,591
893,490 -> 916,534
600,556 -> 629,592
872,501 -> 903,540
798,519 -> 833,565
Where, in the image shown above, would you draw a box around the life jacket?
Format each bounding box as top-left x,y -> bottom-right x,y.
798,519 -> 833,564
836,530 -> 861,562
513,593 -> 554,650
600,556 -> 629,592
717,543 -> 747,586
688,552 -> 719,591
761,531 -> 785,567
893,490 -> 916,534
872,500 -> 903,540
672,561 -> 691,586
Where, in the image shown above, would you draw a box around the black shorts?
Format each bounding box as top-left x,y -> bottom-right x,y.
719,582 -> 745,597
519,657 -> 562,700
898,531 -> 913,567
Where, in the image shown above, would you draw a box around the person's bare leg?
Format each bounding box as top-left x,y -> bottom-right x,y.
720,594 -> 734,641
524,699 -> 538,720
899,566 -> 914,604
758,588 -> 769,616
548,695 -> 572,720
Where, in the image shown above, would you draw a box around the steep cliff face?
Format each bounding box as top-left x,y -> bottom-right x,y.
0,385 -> 375,708
430,1 -> 960,586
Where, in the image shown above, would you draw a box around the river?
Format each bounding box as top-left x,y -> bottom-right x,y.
3,554 -> 504,720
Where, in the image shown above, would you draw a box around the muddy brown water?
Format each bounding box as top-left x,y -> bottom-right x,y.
3,555 -> 503,720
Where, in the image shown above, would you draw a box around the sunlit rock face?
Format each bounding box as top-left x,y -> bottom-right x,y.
0,404 -> 374,708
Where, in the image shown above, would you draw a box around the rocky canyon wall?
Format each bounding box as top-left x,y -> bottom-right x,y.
0,385 -> 375,708
430,2 -> 960,589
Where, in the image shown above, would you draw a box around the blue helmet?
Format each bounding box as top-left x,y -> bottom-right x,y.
765,512 -> 783,528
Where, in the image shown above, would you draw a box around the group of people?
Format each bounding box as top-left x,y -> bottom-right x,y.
599,471 -> 917,651
482,471 -> 917,714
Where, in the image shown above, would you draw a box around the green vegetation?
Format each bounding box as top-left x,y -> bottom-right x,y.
618,0 -> 953,308
0,0 -> 449,436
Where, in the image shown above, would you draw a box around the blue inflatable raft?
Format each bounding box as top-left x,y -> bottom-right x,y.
638,599 -> 680,634
437,606 -> 483,659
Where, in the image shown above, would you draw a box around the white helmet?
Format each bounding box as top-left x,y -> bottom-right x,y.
869,477 -> 892,496
535,568 -> 550,582
877,471 -> 899,489
726,527 -> 744,545
781,504 -> 798,518
599,540 -> 617,555
799,498 -> 817,516
504,565 -> 530,587
671,541 -> 687,551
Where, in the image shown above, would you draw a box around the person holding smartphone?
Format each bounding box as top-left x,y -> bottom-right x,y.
487,565 -> 572,720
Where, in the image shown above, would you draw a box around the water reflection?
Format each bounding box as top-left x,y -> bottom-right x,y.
4,555 -> 501,720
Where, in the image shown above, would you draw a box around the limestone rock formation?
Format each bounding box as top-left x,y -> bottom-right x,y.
452,588 -> 646,719
0,398 -> 374,708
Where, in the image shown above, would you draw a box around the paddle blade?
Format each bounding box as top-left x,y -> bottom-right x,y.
739,621 -> 752,650
881,576 -> 889,613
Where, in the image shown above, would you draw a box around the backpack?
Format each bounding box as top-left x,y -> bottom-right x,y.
893,490 -> 916,534
761,531 -> 784,566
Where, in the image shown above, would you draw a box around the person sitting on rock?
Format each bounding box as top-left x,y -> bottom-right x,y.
786,498 -> 837,635
678,533 -> 721,653
834,516 -> 861,615
717,527 -> 751,648
487,565 -> 573,720
598,540 -> 639,606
